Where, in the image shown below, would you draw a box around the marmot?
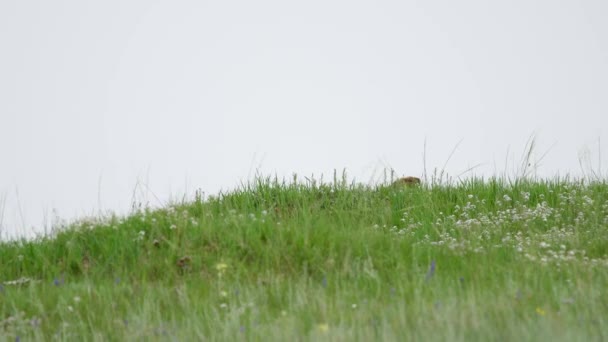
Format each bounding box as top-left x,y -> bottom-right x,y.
392,176 -> 421,187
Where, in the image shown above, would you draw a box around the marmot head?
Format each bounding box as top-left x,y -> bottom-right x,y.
392,176 -> 421,187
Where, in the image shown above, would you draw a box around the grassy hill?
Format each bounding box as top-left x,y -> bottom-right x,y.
1,176 -> 608,341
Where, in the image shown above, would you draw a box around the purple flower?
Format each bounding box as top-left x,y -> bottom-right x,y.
425,260 -> 436,280
53,275 -> 65,286
321,276 -> 327,288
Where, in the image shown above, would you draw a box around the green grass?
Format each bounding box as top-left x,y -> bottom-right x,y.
2,176 -> 608,341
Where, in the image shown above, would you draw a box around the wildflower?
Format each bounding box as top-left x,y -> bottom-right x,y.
135,230 -> 146,242
219,303 -> 228,309
219,290 -> 228,297
215,262 -> 229,279
30,317 -> 40,327
582,196 -> 593,206
53,276 -> 64,286
536,307 -> 546,316
503,194 -> 512,202
73,296 -> 81,303
317,323 -> 329,332
169,224 -> 177,230
351,304 -> 358,309
425,260 -> 436,280
216,262 -> 228,273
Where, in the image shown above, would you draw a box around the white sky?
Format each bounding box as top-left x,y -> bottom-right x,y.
1,0 -> 607,239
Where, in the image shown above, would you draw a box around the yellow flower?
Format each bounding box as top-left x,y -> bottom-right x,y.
536,307 -> 546,316
215,263 -> 229,277
317,323 -> 329,333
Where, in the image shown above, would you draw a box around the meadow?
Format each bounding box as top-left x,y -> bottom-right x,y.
1,174 -> 608,341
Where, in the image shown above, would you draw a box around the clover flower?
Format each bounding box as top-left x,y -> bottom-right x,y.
317,323 -> 329,332
216,262 -> 229,278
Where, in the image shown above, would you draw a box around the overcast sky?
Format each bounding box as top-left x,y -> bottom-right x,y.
1,0 -> 607,239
